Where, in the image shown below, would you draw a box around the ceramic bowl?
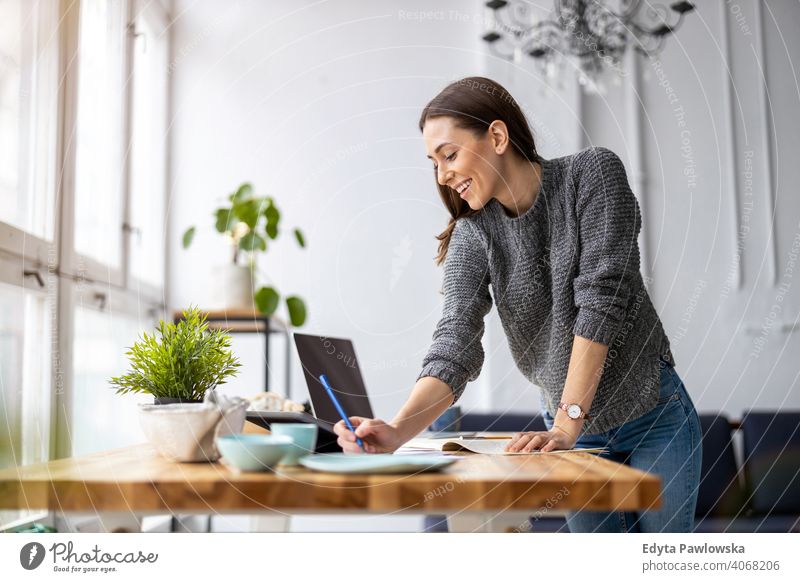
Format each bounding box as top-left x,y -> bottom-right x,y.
215,434 -> 293,471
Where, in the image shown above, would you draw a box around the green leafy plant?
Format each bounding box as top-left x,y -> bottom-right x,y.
110,307 -> 241,401
182,183 -> 308,326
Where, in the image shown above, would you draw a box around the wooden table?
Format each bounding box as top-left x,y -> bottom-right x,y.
0,430 -> 661,533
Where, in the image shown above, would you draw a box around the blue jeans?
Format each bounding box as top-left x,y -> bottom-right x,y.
541,356 -> 703,532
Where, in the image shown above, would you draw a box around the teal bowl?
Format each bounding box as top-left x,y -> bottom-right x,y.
215,434 -> 293,472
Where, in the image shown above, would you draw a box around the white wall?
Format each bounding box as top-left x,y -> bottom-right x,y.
166,0 -> 579,419
580,0 -> 800,416
168,0 -> 800,423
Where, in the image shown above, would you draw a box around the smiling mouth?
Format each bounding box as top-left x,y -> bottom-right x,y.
455,178 -> 472,197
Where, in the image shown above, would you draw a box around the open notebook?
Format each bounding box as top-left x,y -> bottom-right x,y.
403,436 -> 607,456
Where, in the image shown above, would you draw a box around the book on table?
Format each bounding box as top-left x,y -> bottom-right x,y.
402,435 -> 607,456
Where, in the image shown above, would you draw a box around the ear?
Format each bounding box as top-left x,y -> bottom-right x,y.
488,120 -> 510,155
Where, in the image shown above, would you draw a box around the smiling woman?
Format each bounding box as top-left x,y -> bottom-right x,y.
333,75 -> 702,534
419,77 -> 544,265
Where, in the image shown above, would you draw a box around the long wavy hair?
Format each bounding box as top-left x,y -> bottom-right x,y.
418,76 -> 542,265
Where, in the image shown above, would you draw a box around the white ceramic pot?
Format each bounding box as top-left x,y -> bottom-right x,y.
138,395 -> 249,462
212,264 -> 254,309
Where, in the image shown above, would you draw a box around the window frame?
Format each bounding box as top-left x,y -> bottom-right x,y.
0,0 -> 62,268
58,0 -> 129,288
52,0 -> 170,457
53,277 -> 164,460
125,0 -> 170,301
0,0 -> 171,531
0,247 -> 58,531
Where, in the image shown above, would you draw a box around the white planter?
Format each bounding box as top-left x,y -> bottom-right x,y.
212,264 -> 254,310
138,393 -> 249,462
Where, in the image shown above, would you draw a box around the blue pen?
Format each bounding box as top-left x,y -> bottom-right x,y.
319,374 -> 364,449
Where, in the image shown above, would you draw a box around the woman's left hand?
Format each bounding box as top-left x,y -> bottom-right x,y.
504,426 -> 577,452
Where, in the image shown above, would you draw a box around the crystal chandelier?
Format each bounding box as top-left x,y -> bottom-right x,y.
482,0 -> 696,91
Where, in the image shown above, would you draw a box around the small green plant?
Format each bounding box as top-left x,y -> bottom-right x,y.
182,182 -> 308,326
110,307 -> 241,401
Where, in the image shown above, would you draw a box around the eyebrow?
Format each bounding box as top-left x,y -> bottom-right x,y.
426,142 -> 452,160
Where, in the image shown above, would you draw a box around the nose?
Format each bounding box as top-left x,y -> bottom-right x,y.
437,166 -> 452,187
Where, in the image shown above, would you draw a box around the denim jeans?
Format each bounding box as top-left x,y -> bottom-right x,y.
541,356 -> 703,532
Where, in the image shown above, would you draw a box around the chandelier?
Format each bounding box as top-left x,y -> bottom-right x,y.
482,0 -> 696,91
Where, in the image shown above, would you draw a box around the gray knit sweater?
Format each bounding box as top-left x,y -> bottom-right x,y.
417,146 -> 675,435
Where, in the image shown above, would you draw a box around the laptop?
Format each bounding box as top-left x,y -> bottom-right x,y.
245,333 -> 375,452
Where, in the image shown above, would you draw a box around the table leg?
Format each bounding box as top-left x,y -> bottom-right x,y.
249,514 -> 291,532
446,512 -> 531,533
55,512 -> 144,533
264,328 -> 270,392
170,515 -> 213,532
284,328 -> 291,400
100,513 -> 143,533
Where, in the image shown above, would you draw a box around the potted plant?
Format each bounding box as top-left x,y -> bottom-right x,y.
182,183 -> 308,327
110,307 -> 241,404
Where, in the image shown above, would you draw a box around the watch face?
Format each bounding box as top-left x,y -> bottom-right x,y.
567,404 -> 582,419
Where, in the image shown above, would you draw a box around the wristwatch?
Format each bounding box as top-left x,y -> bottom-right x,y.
558,402 -> 591,421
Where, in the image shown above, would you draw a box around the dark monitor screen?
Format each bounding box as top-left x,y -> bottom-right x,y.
293,333 -> 374,426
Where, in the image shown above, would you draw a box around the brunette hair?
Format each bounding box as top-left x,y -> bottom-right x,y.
418,76 -> 541,265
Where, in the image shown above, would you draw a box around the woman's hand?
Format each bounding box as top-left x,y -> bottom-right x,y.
333,417 -> 404,454
504,426 -> 577,453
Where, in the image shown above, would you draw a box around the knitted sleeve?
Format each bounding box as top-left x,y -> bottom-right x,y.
571,146 -> 642,346
417,218 -> 493,403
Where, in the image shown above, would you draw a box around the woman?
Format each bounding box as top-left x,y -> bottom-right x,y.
333,76 -> 702,533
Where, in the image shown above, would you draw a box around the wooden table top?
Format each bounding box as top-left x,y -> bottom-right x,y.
173,309 -> 288,333
0,437 -> 661,514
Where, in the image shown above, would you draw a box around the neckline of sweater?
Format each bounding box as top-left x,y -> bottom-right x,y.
488,156 -> 550,222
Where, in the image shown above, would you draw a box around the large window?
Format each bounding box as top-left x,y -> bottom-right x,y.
128,1 -> 168,291
0,271 -> 53,530
71,0 -> 127,275
0,0 -> 61,531
69,283 -> 154,456
0,0 -> 170,531
0,0 -> 59,248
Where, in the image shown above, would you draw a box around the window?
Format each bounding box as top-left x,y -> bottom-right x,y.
63,0 -> 168,458
0,269 -> 54,529
0,0 -> 59,248
0,0 -> 60,531
69,283 -> 154,456
0,0 -> 170,531
128,2 -> 168,291
71,0 -> 127,274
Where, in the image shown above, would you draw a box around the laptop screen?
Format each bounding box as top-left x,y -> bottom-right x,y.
293,333 -> 374,426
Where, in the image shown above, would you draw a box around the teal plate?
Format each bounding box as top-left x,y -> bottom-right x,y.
299,453 -> 458,474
